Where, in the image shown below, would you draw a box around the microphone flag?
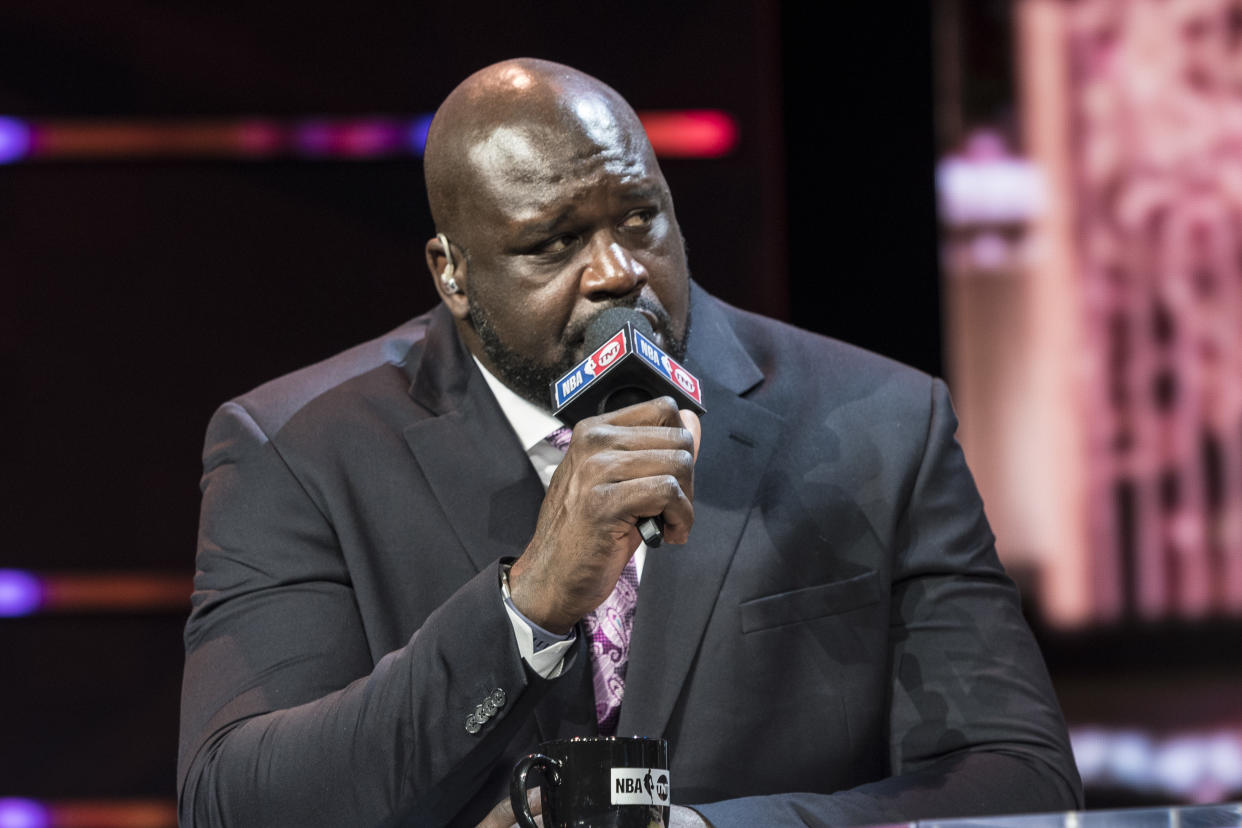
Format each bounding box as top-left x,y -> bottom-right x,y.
551,316 -> 706,425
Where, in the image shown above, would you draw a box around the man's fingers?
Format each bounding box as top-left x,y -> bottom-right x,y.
576,448 -> 695,534
561,402 -> 700,546
474,797 -> 513,828
580,449 -> 695,497
573,423 -> 695,454
513,787 -> 543,828
587,395 -> 683,428
679,409 -> 702,461
599,476 -> 695,543
475,788 -> 541,828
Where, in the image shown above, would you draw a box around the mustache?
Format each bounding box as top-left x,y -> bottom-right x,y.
563,296 -> 673,350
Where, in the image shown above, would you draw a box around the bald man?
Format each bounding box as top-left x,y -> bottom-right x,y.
178,59 -> 1081,827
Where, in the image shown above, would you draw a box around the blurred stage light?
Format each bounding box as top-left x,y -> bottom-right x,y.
638,110 -> 737,158
406,113 -> 434,156
0,570 -> 43,617
0,117 -> 32,164
1072,727 -> 1242,802
293,119 -> 405,158
0,112 -> 737,161
235,120 -> 283,156
0,800 -> 176,828
0,571 -> 190,616
0,799 -> 49,828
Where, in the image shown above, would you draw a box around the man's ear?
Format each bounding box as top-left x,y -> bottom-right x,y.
425,234 -> 470,320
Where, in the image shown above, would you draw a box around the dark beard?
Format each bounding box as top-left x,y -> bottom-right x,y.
469,295 -> 691,411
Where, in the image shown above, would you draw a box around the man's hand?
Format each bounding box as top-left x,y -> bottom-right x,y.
476,788 -> 541,828
509,396 -> 702,634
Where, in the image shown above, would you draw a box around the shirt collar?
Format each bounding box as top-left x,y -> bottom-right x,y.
472,356 -> 564,454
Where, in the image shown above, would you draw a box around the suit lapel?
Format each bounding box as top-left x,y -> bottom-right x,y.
618,288 -> 784,739
401,308 -> 546,573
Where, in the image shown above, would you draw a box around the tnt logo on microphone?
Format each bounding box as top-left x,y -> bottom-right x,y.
610,767 -> 670,806
553,331 -> 629,408
593,332 -> 625,369
661,355 -> 699,399
634,329 -> 702,405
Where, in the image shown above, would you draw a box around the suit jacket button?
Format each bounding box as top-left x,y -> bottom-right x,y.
490,688 -> 506,708
465,714 -> 481,734
475,703 -> 489,721
482,698 -> 499,716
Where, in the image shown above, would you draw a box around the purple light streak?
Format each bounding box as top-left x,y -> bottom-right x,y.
0,570 -> 43,617
0,117 -> 32,163
0,112 -> 737,162
293,119 -> 407,158
0,799 -> 50,828
407,113 -> 434,156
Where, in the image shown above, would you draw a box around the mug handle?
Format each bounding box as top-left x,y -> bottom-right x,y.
509,752 -> 562,828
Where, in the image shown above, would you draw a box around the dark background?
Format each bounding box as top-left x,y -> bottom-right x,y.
0,1 -> 939,801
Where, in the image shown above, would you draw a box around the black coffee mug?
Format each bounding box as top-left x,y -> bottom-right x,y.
510,736 -> 671,828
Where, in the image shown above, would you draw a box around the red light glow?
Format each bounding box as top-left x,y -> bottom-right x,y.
639,110 -> 738,158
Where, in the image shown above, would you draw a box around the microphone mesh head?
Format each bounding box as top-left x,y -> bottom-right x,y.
584,307 -> 654,351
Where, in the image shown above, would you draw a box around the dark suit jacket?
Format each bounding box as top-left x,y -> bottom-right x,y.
178,284 -> 1081,827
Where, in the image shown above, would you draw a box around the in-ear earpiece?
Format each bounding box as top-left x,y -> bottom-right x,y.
437,233 -> 460,294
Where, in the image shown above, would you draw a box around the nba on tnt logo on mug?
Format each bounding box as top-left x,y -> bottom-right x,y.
610,767 -> 670,806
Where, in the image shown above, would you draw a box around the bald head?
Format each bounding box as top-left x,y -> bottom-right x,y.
423,58 -> 656,242
419,59 -> 690,408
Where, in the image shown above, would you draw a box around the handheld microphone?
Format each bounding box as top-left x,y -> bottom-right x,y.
548,307 -> 706,547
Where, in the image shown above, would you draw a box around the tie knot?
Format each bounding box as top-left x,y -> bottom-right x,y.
546,426 -> 573,455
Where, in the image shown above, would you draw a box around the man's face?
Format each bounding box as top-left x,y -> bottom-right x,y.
450,99 -> 691,408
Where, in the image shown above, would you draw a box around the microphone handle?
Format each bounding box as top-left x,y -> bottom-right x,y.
638,515 -> 664,548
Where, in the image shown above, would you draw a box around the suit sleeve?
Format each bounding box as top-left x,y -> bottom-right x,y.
177,401 -> 544,827
691,378 -> 1083,827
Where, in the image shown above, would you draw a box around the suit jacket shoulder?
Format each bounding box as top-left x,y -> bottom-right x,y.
225,312 -> 434,440
705,291 -> 934,419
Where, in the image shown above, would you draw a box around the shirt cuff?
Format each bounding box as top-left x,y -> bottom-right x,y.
501,565 -> 575,679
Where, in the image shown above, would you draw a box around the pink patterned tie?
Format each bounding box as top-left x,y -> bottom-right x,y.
546,426 -> 639,736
